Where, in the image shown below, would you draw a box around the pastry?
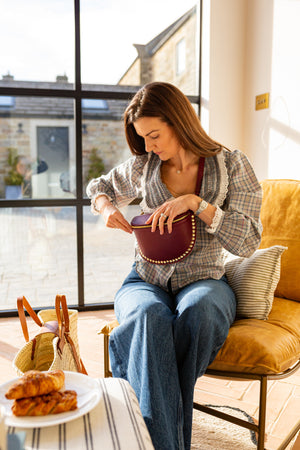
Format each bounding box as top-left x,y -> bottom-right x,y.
5,370 -> 65,400
11,390 -> 77,416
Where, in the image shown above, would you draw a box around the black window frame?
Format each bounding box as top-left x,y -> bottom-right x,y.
0,0 -> 203,316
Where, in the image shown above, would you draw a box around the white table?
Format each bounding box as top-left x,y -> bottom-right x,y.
3,377 -> 154,450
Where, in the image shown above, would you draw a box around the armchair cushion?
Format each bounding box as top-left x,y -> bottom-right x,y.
225,245 -> 287,320
101,297 -> 300,376
208,297 -> 300,374
260,179 -> 300,301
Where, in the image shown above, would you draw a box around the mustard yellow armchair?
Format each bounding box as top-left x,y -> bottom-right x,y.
99,179 -> 300,450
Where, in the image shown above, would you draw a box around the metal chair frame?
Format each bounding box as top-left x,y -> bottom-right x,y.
193,362 -> 300,450
102,333 -> 300,450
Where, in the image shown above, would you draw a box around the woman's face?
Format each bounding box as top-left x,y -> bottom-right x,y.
133,117 -> 183,160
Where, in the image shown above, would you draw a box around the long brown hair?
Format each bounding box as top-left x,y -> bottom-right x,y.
124,82 -> 223,157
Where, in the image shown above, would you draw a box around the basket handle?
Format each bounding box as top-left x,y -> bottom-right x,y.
17,296 -> 43,342
55,294 -> 69,331
55,294 -> 88,375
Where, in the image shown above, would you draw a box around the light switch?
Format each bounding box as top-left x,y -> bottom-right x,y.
255,93 -> 269,110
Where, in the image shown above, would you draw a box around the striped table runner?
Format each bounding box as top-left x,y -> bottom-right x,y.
7,378 -> 154,450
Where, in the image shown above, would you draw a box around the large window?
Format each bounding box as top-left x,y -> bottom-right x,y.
0,0 -> 201,313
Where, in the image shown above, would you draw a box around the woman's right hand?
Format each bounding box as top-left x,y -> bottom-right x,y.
94,196 -> 132,234
101,203 -> 133,234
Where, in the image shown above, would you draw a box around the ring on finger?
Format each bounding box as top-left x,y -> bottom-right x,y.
160,213 -> 168,218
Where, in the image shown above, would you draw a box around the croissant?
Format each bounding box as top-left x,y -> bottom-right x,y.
5,370 -> 65,400
11,390 -> 77,416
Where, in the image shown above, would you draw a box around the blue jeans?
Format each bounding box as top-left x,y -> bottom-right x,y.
109,266 -> 236,450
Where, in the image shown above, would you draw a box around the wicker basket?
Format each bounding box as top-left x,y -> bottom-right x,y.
13,295 -> 86,376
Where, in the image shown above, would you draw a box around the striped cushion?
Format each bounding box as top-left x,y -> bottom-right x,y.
225,246 -> 287,320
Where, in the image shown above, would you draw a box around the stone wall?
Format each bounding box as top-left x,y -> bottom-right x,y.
151,14 -> 197,95
81,118 -> 130,183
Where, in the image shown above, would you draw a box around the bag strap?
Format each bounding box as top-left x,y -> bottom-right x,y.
17,296 -> 43,342
55,294 -> 68,355
55,294 -> 70,332
55,294 -> 88,375
195,157 -> 205,196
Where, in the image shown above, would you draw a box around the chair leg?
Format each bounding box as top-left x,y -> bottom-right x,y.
277,419 -> 300,450
193,375 -> 268,450
257,376 -> 267,450
103,334 -> 112,377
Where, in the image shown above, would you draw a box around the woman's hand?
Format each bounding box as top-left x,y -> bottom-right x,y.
95,195 -> 132,234
146,194 -> 199,234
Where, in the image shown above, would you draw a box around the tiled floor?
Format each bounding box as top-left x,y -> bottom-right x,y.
1,309 -> 299,449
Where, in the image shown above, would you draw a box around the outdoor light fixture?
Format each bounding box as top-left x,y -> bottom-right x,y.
17,123 -> 24,133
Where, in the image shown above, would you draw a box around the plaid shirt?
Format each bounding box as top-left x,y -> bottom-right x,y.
87,149 -> 262,293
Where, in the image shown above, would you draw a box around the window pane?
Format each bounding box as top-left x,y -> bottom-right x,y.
0,96 -> 76,200
81,1 -> 200,96
0,207 -> 78,310
84,204 -> 140,305
0,0 -> 74,86
82,98 -> 130,196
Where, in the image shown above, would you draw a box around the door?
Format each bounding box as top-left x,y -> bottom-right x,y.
36,126 -> 69,198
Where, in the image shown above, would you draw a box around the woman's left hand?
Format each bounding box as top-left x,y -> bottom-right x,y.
146,194 -> 198,234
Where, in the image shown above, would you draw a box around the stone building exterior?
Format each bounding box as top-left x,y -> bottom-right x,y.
119,6 -> 198,95
0,6 -> 198,199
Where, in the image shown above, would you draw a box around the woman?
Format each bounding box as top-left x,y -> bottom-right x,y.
87,82 -> 262,450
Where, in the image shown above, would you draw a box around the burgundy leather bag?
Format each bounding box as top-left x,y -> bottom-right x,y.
131,157 -> 205,265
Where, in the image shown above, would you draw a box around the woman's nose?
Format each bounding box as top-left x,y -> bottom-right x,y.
145,138 -> 153,153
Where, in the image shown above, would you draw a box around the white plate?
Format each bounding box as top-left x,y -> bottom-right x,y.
0,371 -> 101,428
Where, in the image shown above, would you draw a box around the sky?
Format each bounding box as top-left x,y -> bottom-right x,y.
0,0 -> 197,85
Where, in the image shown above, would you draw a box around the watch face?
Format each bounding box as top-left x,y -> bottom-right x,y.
196,200 -> 208,215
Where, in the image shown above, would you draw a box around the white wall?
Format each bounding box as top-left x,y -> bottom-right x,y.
266,0 -> 300,181
203,0 -> 300,181
202,0 -> 247,151
244,0 -> 274,181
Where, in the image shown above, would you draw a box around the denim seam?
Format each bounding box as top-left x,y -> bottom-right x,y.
177,393 -> 185,450
109,336 -> 127,379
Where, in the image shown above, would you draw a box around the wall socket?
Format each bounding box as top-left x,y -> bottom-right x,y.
255,93 -> 269,110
